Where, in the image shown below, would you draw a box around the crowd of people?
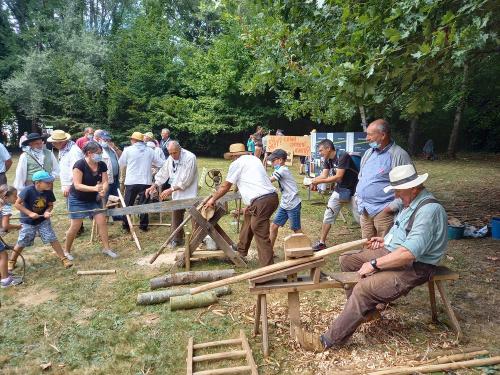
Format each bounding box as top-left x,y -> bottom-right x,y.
0,119 -> 449,353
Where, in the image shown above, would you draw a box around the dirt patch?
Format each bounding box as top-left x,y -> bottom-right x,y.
75,307 -> 96,325
18,288 -> 57,307
136,252 -> 177,267
141,312 -> 160,325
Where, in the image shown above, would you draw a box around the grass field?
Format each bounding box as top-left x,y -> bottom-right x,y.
0,153 -> 499,374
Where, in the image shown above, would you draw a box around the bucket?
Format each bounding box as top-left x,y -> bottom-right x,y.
448,225 -> 465,240
491,217 -> 500,240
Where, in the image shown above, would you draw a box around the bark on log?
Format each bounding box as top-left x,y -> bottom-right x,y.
137,286 -> 231,306
150,269 -> 236,290
170,291 -> 218,311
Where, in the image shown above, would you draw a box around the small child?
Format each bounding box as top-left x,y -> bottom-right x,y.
2,186 -> 22,233
246,135 -> 255,154
7,171 -> 72,277
0,185 -> 22,287
268,149 -> 302,249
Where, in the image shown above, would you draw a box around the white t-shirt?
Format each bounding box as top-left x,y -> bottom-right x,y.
272,165 -> 301,210
226,155 -> 276,205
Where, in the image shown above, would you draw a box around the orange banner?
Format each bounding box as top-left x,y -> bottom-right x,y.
267,136 -> 310,156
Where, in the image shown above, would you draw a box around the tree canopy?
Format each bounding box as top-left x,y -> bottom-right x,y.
0,0 -> 498,155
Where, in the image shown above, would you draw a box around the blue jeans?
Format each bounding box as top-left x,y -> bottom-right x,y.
107,175 -> 124,221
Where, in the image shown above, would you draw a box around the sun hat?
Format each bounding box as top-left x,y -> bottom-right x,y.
268,148 -> 288,162
383,164 -> 428,193
223,143 -> 251,160
32,170 -> 55,183
130,131 -> 144,141
22,133 -> 44,146
144,131 -> 154,139
47,129 -> 71,143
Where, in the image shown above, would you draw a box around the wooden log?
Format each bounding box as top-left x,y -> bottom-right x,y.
150,269 -> 236,290
408,346 -> 483,361
170,291 -> 218,311
137,286 -> 231,306
189,238 -> 367,295
367,355 -> 500,375
434,350 -> 489,364
77,270 -> 116,275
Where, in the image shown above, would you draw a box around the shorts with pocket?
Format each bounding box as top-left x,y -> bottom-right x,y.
273,202 -> 301,231
16,220 -> 58,248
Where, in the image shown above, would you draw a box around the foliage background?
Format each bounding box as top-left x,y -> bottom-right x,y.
0,0 -> 498,156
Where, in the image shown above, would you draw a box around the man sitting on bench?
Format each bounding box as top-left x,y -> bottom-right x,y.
317,164 -> 448,350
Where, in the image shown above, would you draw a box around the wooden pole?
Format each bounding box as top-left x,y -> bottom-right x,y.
189,238 -> 367,295
117,189 -> 142,252
368,356 -> 500,375
150,269 -> 236,290
77,270 -> 116,275
149,196 -> 211,264
137,286 -> 231,306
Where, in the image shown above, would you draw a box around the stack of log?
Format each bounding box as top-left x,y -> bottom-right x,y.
137,270 -> 236,311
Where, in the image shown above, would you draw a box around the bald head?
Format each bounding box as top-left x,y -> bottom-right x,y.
366,119 -> 391,149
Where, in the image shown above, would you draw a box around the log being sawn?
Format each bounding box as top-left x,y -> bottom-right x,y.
189,238 -> 367,295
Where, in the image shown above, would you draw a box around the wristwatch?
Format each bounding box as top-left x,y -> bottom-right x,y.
370,259 -> 381,271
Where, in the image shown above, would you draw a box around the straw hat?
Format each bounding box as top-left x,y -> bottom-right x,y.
144,131 -> 154,139
383,164 -> 428,193
47,129 -> 71,143
130,131 -> 144,141
223,143 -> 250,160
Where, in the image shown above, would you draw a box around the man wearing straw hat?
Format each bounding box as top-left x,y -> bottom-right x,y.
47,130 -> 84,197
13,133 -> 60,192
205,143 -> 278,267
309,164 -> 448,351
119,131 -> 164,232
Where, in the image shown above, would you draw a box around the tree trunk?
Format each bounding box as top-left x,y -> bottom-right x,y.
170,291 -> 218,311
447,63 -> 469,158
359,105 -> 367,131
137,286 -> 231,306
408,117 -> 418,156
150,269 -> 236,290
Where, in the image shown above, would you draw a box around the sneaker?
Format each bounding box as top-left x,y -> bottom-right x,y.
312,242 -> 327,251
7,259 -> 16,272
64,252 -> 74,261
1,275 -> 23,288
102,249 -> 118,258
61,256 -> 73,269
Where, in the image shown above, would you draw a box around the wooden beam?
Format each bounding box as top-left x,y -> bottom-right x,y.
187,337 -> 193,375
189,238 -> 367,295
117,189 -> 142,252
240,330 -> 258,375
193,366 -> 252,375
192,350 -> 246,362
250,259 -> 326,285
193,338 -> 242,350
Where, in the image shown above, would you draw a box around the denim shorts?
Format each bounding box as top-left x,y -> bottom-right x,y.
0,240 -> 5,253
273,202 -> 301,231
17,220 -> 58,248
68,194 -> 101,219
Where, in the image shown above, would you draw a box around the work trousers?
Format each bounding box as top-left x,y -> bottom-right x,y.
123,184 -> 150,230
171,209 -> 198,243
106,174 -> 123,221
360,209 -> 394,239
323,248 -> 435,345
237,193 -> 279,267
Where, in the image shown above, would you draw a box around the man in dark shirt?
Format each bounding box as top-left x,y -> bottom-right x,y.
311,139 -> 359,250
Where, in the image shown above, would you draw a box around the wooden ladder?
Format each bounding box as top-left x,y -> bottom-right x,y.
187,330 -> 258,375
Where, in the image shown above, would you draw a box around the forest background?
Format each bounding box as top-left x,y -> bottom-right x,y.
0,0 -> 498,157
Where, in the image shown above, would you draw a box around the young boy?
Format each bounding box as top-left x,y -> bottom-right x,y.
7,171 -> 72,277
268,149 -> 302,249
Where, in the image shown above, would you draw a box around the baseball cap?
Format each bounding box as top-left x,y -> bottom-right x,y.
100,131 -> 112,140
268,149 -> 288,162
32,171 -> 55,183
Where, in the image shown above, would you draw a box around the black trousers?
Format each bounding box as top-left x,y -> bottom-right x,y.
123,184 -> 150,229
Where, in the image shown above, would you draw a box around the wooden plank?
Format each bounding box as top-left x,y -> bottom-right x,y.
284,233 -> 311,249
249,278 -> 345,295
193,338 -> 242,350
117,189 -> 142,252
193,366 -> 252,375
428,281 -> 438,322
432,266 -> 460,281
77,270 -> 116,275
192,350 -> 246,362
250,259 -> 326,285
187,337 -> 193,375
288,292 -> 300,337
189,239 -> 367,295
240,330 -> 258,375
435,280 -> 463,339
108,192 -> 241,217
253,295 -> 262,335
311,267 -> 321,284
285,247 -> 314,258
330,272 -> 361,285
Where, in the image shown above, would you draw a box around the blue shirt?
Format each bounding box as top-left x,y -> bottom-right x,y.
355,142 -> 394,216
384,189 -> 448,265
104,145 -> 119,176
0,143 -> 11,173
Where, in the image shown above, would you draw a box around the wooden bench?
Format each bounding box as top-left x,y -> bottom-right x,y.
250,265 -> 461,356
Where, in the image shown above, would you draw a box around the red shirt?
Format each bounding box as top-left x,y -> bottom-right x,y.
76,136 -> 90,149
